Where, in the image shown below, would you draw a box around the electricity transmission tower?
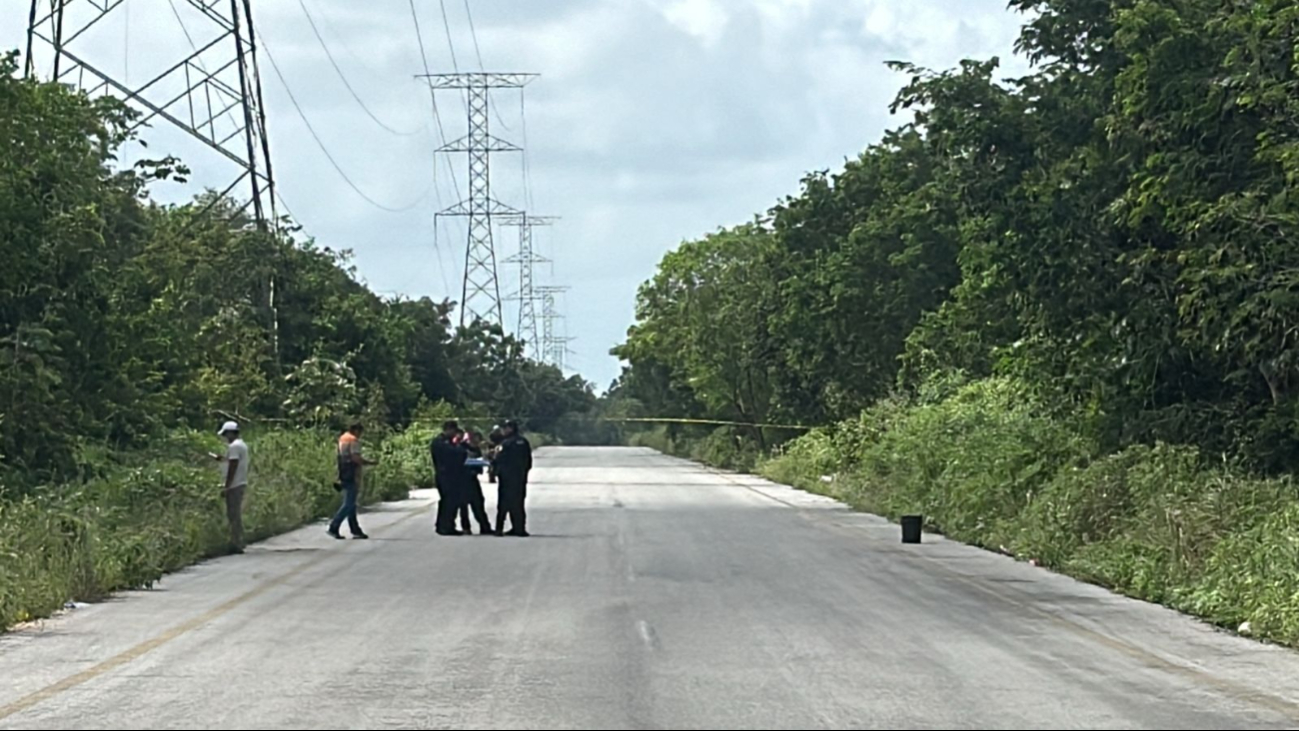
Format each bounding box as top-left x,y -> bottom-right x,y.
422,72 -> 537,328
25,0 -> 278,229
536,285 -> 573,370
503,214 -> 556,355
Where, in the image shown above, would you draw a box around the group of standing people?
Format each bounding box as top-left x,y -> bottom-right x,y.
210,416 -> 533,553
431,419 -> 533,537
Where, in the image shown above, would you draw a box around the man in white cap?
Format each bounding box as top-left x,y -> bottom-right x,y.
214,421 -> 250,554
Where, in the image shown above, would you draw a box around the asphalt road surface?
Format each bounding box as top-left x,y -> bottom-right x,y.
3,447 -> 1299,730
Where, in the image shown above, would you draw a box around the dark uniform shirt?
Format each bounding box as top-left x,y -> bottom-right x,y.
495,434 -> 533,482
431,434 -> 468,482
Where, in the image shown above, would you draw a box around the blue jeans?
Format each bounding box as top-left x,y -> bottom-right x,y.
330,482 -> 362,535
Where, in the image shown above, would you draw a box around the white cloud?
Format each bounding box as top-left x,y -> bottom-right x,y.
1,0 -> 1026,388
657,0 -> 731,46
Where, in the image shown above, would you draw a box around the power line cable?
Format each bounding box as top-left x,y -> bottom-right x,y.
410,0 -> 464,296
432,215 -> 453,293
274,188 -> 301,228
437,0 -> 461,72
123,1 -> 129,83
310,0 -> 398,81
296,0 -> 421,136
435,0 -> 476,124
167,0 -> 198,49
409,0 -> 461,191
260,37 -> 432,213
462,0 -> 485,69
520,89 -> 535,211
460,0 -> 512,133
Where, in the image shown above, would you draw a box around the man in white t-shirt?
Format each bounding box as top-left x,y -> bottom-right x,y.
215,421 -> 250,554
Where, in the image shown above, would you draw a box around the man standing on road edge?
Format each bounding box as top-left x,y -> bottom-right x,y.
330,422 -> 375,540
431,420 -> 468,536
494,419 -> 533,537
215,421 -> 249,554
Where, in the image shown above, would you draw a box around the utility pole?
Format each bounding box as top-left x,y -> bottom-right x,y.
536,285 -> 573,370
502,214 -> 556,356
421,72 -> 537,329
25,0 -> 278,230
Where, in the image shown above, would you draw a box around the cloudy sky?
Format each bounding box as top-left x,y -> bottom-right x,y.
6,0 -> 1028,389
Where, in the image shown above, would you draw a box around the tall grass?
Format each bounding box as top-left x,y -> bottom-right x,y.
759,377 -> 1299,647
628,425 -> 763,471
0,427 -> 421,629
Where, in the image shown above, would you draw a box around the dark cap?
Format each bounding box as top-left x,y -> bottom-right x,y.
503,419 -> 521,432
442,419 -> 459,431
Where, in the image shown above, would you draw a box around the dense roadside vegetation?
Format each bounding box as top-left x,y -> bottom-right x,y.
0,52 -> 596,628
613,1 -> 1299,646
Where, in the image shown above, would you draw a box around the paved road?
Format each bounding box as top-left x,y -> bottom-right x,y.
3,447 -> 1299,730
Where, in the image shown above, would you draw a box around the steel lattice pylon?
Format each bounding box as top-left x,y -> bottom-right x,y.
536,285 -> 572,370
503,214 -> 555,355
25,0 -> 277,229
422,72 -> 537,328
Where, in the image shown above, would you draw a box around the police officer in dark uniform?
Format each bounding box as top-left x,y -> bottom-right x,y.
493,420 -> 533,537
430,419 -> 467,536
458,430 -> 494,535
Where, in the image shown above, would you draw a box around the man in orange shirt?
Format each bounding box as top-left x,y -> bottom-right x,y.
329,422 -> 377,540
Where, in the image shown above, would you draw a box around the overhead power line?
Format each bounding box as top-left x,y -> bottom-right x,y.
410,0 -> 464,296
409,0 -> 461,194
260,37 -> 431,213
520,90 -> 535,210
459,0 -> 512,133
462,0 -> 485,69
437,0 -> 462,72
296,0 -> 420,137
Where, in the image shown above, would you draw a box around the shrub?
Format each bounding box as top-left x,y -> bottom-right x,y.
760,377 -> 1299,647
0,426 -> 422,630
689,427 -> 762,472
844,377 -> 1090,546
373,424 -> 437,493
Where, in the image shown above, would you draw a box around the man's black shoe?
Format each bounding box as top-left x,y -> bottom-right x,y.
327,529 -> 345,540
507,530 -> 530,538
352,532 -> 369,540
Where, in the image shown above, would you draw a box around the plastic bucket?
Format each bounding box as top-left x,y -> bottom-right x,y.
901,515 -> 923,544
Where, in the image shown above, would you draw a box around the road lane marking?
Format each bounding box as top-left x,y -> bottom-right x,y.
0,501 -> 434,723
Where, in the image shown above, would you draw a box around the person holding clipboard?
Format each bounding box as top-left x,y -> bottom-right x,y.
458,430 -> 494,535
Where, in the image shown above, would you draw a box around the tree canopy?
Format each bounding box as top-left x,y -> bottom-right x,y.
615,0 -> 1299,471
0,52 -> 595,485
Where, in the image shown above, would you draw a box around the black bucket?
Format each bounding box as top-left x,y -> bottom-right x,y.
901,515 -> 923,544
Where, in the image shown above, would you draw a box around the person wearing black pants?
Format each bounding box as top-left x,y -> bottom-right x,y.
486,425 -> 504,484
430,420 -> 467,536
458,430 -> 493,535
493,420 -> 533,537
